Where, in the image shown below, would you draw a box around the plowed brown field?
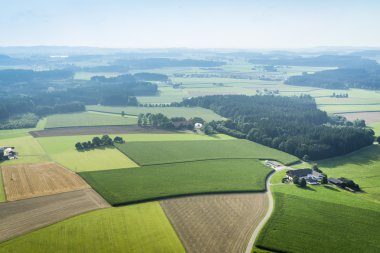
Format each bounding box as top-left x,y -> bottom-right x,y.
160,193 -> 268,253
1,162 -> 90,201
0,189 -> 110,243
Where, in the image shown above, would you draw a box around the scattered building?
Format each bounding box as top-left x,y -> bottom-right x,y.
0,147 -> 18,160
286,169 -> 323,185
194,123 -> 203,129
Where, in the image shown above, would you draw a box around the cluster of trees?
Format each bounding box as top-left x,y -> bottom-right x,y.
137,113 -> 204,130
331,93 -> 349,98
75,135 -> 124,150
285,68 -> 380,89
177,95 -> 374,160
339,177 -> 360,191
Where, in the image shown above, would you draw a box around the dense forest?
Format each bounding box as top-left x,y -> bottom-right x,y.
176,95 -> 374,160
285,68 -> 380,89
0,69 -> 162,128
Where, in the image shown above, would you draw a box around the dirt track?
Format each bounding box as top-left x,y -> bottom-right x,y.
2,162 -> 90,201
160,193 -> 268,253
0,189 -> 110,243
30,125 -> 175,137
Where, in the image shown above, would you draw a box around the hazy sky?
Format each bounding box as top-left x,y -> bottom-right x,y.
1,0 -> 380,48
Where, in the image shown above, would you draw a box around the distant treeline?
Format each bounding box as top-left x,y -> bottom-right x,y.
285,68 -> 380,89
249,55 -> 378,68
176,95 -> 374,160
113,58 -> 225,69
0,69 -> 74,84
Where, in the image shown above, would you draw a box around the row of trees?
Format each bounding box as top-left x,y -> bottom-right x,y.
178,95 -> 374,160
75,135 -> 124,150
137,113 -> 204,130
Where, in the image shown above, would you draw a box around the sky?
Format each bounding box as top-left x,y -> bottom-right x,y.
0,0 -> 380,49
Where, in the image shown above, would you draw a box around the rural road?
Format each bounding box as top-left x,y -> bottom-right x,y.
245,165 -> 287,253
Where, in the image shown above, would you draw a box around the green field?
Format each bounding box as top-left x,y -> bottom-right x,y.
257,192 -> 380,253
319,145 -> 380,201
37,136 -> 138,172
0,202 -> 185,253
370,122 -> 380,136
255,169 -> 380,253
80,159 -> 272,205
115,139 -> 299,165
86,105 -> 225,121
0,136 -> 50,165
0,172 -> 5,202
45,112 -> 137,128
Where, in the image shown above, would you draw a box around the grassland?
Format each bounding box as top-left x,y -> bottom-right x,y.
87,105 -> 225,121
115,139 -> 299,165
0,202 -> 185,253
37,136 -> 138,172
255,169 -> 380,253
319,145 -> 380,202
370,122 -> 380,136
45,111 -> 137,128
0,136 -> 50,165
80,159 -> 272,205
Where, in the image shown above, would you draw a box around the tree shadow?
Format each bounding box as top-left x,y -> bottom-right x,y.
297,185 -> 316,191
323,185 -> 340,192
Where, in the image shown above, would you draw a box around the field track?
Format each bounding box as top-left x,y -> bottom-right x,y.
2,162 -> 90,201
160,193 -> 268,253
30,125 -> 175,137
0,189 -> 110,243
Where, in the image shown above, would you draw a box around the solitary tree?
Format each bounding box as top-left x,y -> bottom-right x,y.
299,178 -> 307,188
293,176 -> 299,185
121,111 -> 125,117
75,142 -> 83,150
321,175 -> 328,184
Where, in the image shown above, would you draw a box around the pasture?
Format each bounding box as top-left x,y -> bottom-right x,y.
0,202 -> 185,253
0,189 -> 109,243
161,193 -> 268,253
256,192 -> 380,253
336,111 -> 380,124
45,111 -> 137,128
319,145 -> 380,201
255,169 -> 380,253
0,136 -> 50,165
1,162 -> 90,201
115,139 -> 299,165
370,122 -> 380,136
87,105 -> 225,121
80,159 -> 272,205
37,136 -> 138,172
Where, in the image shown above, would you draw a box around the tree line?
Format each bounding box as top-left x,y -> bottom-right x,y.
177,95 -> 374,160
137,113 -> 204,130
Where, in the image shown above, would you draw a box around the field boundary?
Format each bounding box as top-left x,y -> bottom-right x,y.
109,189 -> 267,207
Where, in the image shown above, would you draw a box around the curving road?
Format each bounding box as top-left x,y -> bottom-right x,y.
245,165 -> 287,253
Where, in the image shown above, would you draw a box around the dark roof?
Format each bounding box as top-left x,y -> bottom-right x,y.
328,178 -> 343,184
286,169 -> 312,178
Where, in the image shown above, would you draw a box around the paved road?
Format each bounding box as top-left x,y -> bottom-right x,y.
245,166 -> 287,253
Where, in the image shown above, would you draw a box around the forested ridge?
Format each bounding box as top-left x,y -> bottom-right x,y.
176,95 -> 374,160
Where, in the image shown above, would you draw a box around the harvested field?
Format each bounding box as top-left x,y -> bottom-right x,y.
30,125 -> 175,137
0,189 -> 109,243
161,193 -> 268,253
1,162 -> 90,201
336,111 -> 380,124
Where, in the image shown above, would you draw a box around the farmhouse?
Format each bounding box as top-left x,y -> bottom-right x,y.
286,169 -> 323,185
328,178 -> 344,187
0,146 -> 17,160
